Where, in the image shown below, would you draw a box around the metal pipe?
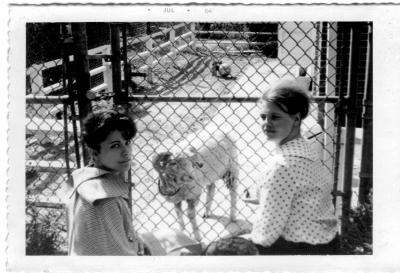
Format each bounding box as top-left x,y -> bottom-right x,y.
341,23 -> 363,235
26,95 -> 70,104
61,26 -> 81,169
126,95 -> 341,103
61,26 -> 72,179
71,23 -> 92,165
63,103 -> 71,180
358,23 -> 373,205
71,103 -> 81,169
317,22 -> 327,129
333,95 -> 345,208
26,94 -> 340,104
26,201 -> 65,210
196,30 -> 277,36
110,24 -> 123,105
128,170 -> 133,214
332,23 -> 347,208
122,24 -> 130,96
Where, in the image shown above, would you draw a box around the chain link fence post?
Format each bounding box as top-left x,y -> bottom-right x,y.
358,23 -> 373,205
341,22 -> 363,236
110,23 -> 123,105
61,23 -> 82,169
71,23 -> 92,165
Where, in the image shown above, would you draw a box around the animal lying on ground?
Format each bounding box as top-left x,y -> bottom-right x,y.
211,60 -> 232,78
152,129 -> 238,241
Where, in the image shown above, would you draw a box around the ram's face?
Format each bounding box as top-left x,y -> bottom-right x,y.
153,153 -> 195,196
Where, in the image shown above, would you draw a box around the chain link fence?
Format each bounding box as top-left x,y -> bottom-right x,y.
25,22 -> 372,255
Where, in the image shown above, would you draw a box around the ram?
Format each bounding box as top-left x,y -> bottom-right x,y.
211,60 -> 232,78
152,129 -> 238,241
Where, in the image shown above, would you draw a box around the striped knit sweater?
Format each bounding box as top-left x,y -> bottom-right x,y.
68,167 -> 140,255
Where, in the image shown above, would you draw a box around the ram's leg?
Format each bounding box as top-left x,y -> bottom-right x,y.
229,177 -> 238,221
223,170 -> 238,222
174,202 -> 185,231
187,199 -> 202,241
203,183 -> 216,218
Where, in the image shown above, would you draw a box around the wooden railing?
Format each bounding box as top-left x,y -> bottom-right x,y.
26,45 -> 111,96
26,23 -> 196,96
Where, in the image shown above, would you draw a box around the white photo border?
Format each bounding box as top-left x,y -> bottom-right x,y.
6,2 -> 400,272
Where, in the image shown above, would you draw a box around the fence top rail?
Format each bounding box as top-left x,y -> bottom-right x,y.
26,94 -> 340,104
196,30 -> 277,36
127,23 -> 188,46
26,201 -> 65,210
26,94 -> 70,104
127,95 -> 340,103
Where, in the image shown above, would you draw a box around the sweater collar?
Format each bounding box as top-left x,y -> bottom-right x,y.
275,137 -> 319,161
70,167 -> 129,202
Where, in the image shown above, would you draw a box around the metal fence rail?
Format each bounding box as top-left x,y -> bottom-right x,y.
25,21 -> 372,255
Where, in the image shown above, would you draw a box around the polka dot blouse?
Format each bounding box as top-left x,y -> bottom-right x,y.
250,137 -> 338,247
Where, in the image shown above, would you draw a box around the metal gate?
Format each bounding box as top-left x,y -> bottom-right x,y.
25,22 -> 372,254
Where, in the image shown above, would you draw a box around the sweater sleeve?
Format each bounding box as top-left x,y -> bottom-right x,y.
95,198 -> 138,255
250,163 -> 297,247
75,197 -> 138,256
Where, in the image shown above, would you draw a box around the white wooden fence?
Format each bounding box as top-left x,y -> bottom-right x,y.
26,23 -> 197,146
26,23 -> 196,97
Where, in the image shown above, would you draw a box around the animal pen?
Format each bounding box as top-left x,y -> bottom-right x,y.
25,22 -> 372,255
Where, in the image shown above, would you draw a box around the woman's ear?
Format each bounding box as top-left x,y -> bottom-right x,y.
88,149 -> 99,167
293,113 -> 301,125
91,148 -> 99,157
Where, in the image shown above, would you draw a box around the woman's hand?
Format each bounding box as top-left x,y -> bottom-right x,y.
136,236 -> 146,256
242,188 -> 260,205
243,198 -> 260,205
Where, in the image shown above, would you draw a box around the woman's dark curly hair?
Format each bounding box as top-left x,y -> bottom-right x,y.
259,78 -> 311,120
82,110 -> 137,152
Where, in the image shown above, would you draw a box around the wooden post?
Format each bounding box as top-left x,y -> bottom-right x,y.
189,22 -> 197,52
169,25 -> 177,59
341,23 -> 362,235
358,23 -> 373,205
71,23 -> 92,165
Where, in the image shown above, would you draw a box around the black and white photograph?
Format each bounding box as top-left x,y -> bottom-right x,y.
4,2 -> 400,273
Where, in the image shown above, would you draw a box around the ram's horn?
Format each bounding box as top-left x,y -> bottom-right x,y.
189,147 -> 204,169
158,178 -> 180,197
152,152 -> 173,173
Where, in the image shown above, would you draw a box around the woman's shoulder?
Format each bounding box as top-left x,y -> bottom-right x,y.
92,195 -> 127,207
280,137 -> 319,162
72,167 -> 109,184
72,168 -> 129,205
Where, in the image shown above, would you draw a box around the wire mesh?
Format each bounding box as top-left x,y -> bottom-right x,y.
25,99 -> 74,255
25,21 -> 370,255
26,27 -> 67,256
122,22 -> 341,245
